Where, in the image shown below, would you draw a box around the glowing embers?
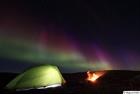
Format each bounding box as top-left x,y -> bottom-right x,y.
86,71 -> 105,83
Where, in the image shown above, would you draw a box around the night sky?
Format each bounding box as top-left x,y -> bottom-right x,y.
0,0 -> 140,73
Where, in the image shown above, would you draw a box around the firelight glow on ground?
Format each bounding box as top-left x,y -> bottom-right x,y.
87,71 -> 105,83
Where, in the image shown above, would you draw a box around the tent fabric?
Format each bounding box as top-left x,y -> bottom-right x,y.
6,65 -> 65,89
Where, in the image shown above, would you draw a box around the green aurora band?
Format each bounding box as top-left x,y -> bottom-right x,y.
0,38 -> 112,71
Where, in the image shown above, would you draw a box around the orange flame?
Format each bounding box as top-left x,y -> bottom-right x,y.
87,71 -> 105,83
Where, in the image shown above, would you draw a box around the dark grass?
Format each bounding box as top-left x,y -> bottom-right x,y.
1,70 -> 140,94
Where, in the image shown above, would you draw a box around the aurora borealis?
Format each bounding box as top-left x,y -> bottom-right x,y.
0,0 -> 140,72
0,32 -> 112,72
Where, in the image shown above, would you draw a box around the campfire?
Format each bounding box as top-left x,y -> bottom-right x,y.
86,71 -> 105,83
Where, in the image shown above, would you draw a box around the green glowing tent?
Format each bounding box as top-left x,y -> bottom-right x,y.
6,65 -> 65,90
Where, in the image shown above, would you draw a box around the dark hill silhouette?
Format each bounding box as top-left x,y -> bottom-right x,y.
1,70 -> 140,94
0,72 -> 18,89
